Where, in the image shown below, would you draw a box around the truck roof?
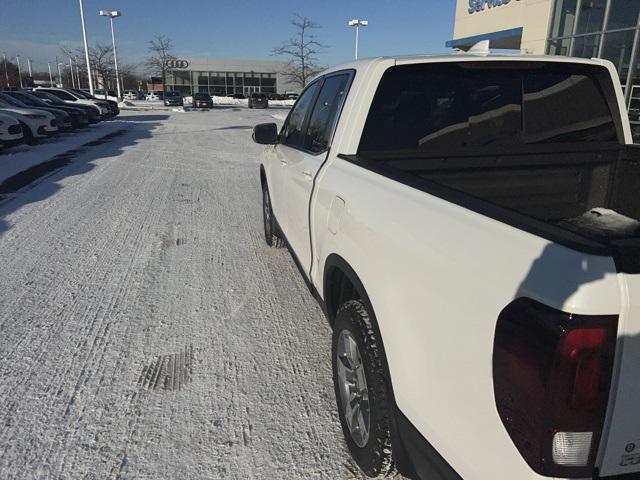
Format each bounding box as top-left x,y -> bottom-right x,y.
320,53 -> 610,77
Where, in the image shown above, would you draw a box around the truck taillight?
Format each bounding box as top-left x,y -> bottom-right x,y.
493,298 -> 618,478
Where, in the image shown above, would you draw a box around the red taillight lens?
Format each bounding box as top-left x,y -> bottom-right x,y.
493,298 -> 618,478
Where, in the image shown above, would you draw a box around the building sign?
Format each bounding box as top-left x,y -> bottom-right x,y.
468,0 -> 518,14
164,59 -> 189,69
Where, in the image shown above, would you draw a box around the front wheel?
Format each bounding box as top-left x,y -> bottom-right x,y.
262,184 -> 284,248
332,300 -> 396,478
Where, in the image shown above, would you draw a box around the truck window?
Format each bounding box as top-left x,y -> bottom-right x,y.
281,81 -> 320,149
359,62 -> 619,153
304,74 -> 350,153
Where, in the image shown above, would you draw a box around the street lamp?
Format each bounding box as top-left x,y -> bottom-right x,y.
348,19 -> 368,60
48,62 -> 54,87
99,10 -> 122,100
78,0 -> 95,95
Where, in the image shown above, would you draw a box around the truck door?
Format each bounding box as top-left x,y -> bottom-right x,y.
281,73 -> 351,275
598,273 -> 640,476
270,81 -> 321,237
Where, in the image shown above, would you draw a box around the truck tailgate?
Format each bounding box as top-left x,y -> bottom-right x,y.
599,273 -> 640,476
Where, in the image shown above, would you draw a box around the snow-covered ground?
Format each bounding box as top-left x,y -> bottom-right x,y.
0,109 -> 369,479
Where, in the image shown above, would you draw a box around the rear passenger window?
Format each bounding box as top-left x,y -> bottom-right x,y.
305,74 -> 350,153
281,82 -> 320,148
358,62 -> 618,153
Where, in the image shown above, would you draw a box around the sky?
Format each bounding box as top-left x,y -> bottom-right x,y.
0,0 -> 457,74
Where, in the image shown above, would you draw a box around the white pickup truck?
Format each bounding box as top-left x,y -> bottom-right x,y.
253,53 -> 640,480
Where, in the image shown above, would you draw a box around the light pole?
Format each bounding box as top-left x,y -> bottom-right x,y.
78,0 -> 95,95
69,57 -> 76,88
2,52 -> 9,87
74,56 -> 82,88
100,10 -> 122,100
27,58 -> 33,77
16,55 -> 23,88
348,19 -> 368,60
48,62 -> 53,86
57,62 -> 64,88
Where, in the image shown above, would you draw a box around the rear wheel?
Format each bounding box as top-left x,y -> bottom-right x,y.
332,300 -> 396,478
262,184 -> 284,248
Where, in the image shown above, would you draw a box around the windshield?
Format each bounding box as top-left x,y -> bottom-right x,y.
33,91 -> 65,104
0,93 -> 28,108
8,92 -> 43,106
72,90 -> 94,99
359,61 -> 620,153
45,90 -> 78,101
194,93 -> 210,99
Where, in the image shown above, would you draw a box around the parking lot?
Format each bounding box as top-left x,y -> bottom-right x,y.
0,108 -> 367,479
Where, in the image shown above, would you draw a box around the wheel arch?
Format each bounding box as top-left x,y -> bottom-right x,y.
323,253 -> 418,478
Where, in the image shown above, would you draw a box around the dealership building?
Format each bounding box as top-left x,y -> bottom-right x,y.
448,0 -> 640,104
160,58 -> 298,97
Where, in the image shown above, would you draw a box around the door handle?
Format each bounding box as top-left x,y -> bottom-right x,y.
302,170 -> 313,181
280,159 -> 288,165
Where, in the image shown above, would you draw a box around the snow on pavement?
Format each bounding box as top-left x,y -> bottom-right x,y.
0,109 -> 368,479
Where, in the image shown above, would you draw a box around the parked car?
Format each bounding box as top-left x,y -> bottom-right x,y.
31,90 -> 101,124
253,53 -> 640,480
0,92 -> 71,131
7,91 -> 89,129
0,112 -> 23,149
267,93 -> 285,101
33,88 -> 111,119
284,92 -> 299,100
164,91 -> 184,106
0,98 -> 58,144
123,90 -> 138,100
248,92 -> 269,109
231,93 -> 246,100
71,89 -> 119,116
145,91 -> 163,101
192,92 -> 213,109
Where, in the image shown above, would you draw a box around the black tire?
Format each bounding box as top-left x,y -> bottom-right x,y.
332,300 -> 396,478
19,122 -> 35,145
262,184 -> 285,248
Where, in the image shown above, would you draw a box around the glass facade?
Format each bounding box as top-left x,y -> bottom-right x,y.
547,0 -> 640,104
164,70 -> 277,96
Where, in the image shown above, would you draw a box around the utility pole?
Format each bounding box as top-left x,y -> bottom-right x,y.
57,62 -> 64,88
27,58 -> 33,77
48,62 -> 53,86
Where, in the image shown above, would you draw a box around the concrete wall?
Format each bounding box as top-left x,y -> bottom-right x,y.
453,0 -> 554,54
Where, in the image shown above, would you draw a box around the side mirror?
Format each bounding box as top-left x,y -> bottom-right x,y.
253,123 -> 278,145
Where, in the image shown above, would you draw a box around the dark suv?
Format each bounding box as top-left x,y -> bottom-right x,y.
248,93 -> 269,109
192,92 -> 213,109
164,91 -> 184,106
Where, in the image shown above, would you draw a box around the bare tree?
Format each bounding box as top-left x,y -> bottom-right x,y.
144,35 -> 175,92
61,43 -> 115,91
271,15 -> 326,88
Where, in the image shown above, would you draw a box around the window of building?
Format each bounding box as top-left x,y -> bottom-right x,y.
601,30 -> 637,80
547,37 -> 571,55
305,74 -> 350,153
281,82 -> 320,149
607,1 -> 640,30
576,0 -> 607,34
572,34 -> 601,58
550,0 -> 578,38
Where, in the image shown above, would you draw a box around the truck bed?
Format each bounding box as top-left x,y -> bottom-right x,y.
342,143 -> 640,272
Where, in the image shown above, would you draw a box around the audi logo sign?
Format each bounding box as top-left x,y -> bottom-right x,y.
165,59 -> 189,69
